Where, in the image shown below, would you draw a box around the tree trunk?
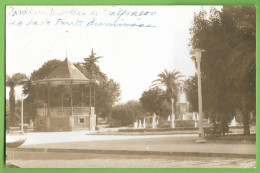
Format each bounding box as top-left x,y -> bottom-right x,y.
242,95 -> 250,135
243,111 -> 250,135
96,113 -> 98,125
9,87 -> 16,126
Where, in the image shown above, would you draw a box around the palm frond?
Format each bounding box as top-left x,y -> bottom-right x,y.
149,83 -> 164,88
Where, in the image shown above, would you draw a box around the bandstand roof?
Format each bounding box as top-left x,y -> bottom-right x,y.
32,58 -> 98,86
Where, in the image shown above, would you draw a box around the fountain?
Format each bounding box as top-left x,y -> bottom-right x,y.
172,113 -> 175,120
230,116 -> 237,127
192,113 -> 196,120
152,113 -> 157,128
195,121 -> 198,128
29,119 -> 34,128
134,121 -> 138,128
138,120 -> 142,128
176,86 -> 190,120
168,115 -> 171,121
143,118 -> 146,128
171,114 -> 175,128
174,85 -> 200,128
179,92 -> 186,103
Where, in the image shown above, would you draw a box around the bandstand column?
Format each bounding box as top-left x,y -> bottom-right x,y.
36,83 -> 39,109
46,82 -> 51,131
70,83 -> 73,114
69,83 -> 74,131
35,83 -> 39,130
47,82 -> 50,114
61,86 -> 64,116
81,86 -> 84,107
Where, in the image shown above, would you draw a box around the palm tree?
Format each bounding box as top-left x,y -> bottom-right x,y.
151,69 -> 184,115
6,73 -> 28,126
151,69 -> 184,100
83,49 -> 103,79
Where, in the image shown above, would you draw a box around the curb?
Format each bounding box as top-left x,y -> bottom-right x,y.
7,147 -> 256,159
92,131 -> 198,135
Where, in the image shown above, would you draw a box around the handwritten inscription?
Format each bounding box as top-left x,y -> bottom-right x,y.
7,6 -> 157,28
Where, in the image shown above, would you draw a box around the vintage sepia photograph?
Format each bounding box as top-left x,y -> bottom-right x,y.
5,5 -> 256,168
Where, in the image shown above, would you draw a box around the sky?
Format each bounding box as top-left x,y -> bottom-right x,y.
6,6 -> 222,103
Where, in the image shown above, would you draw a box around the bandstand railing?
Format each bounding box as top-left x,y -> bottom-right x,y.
37,107 -> 94,117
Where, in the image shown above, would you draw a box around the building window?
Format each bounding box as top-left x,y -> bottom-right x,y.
39,119 -> 44,126
78,117 -> 85,124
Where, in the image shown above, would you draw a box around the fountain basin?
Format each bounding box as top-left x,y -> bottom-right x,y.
174,120 -> 198,128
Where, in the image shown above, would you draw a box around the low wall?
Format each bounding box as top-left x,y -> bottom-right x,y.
174,120 -> 197,128
50,117 -> 70,131
158,119 -> 200,128
35,115 -> 96,131
119,127 -> 198,132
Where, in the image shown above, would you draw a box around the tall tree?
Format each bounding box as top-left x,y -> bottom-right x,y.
95,79 -> 121,118
184,76 -> 198,112
189,6 -> 256,134
223,6 -> 256,135
76,49 -> 121,118
6,73 -> 28,126
83,48 -> 104,80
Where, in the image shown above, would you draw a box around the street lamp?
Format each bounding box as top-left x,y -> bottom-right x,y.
17,90 -> 28,134
192,49 -> 206,143
20,94 -> 24,133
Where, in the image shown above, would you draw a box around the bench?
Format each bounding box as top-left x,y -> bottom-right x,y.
204,123 -> 224,136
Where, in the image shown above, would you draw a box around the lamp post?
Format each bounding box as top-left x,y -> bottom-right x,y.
193,49 -> 206,143
20,94 -> 24,133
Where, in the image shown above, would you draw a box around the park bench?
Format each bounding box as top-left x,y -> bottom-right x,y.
204,123 -> 223,136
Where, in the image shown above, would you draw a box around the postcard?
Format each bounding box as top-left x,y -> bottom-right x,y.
5,5 -> 256,168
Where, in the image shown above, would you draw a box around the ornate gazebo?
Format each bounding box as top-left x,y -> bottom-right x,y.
32,58 -> 98,131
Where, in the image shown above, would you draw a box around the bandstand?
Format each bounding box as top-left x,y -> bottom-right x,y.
32,58 -> 98,131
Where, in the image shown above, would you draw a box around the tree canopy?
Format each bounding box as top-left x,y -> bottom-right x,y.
82,48 -> 105,81
139,87 -> 171,117
189,6 -> 255,134
111,100 -> 144,125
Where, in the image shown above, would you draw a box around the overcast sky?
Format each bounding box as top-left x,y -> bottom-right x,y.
6,6 -> 222,103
